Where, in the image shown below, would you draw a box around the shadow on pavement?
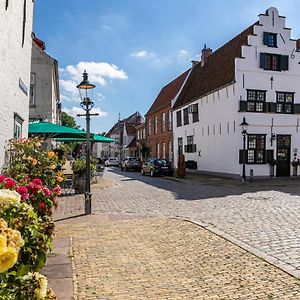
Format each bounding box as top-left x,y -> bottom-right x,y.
107,167 -> 300,201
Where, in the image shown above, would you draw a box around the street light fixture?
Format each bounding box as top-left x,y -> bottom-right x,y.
240,116 -> 249,182
76,70 -> 99,215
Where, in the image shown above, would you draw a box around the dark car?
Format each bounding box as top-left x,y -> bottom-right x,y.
121,157 -> 142,171
141,159 -> 173,177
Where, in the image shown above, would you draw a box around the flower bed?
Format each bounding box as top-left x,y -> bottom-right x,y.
0,138 -> 65,299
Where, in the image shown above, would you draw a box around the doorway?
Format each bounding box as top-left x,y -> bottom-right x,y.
276,135 -> 291,177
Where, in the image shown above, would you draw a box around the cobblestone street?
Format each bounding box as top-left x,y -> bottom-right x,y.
56,168 -> 300,299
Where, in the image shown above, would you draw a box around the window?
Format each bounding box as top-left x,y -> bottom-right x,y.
183,108 -> 189,125
176,110 -> 182,127
184,136 -> 197,153
148,119 -> 151,135
143,128 -> 146,139
156,143 -> 160,158
260,53 -> 288,71
246,90 -> 266,112
154,115 -> 158,134
29,73 -> 36,105
22,0 -> 26,47
168,110 -> 172,130
14,113 -> 24,139
137,131 -> 140,140
276,92 -> 294,114
263,32 -> 277,47
178,138 -> 183,156
247,134 -> 266,164
192,104 -> 199,123
161,112 -> 166,132
162,142 -> 166,159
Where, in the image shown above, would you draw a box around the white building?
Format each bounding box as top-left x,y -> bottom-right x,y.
172,7 -> 300,178
29,34 -> 61,124
0,1 -> 34,168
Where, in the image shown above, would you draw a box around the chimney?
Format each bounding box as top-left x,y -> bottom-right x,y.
191,60 -> 199,67
201,44 -> 212,66
297,39 -> 300,51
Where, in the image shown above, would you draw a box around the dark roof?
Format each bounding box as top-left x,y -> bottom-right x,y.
146,70 -> 190,115
127,137 -> 137,148
173,22 -> 257,109
125,122 -> 136,135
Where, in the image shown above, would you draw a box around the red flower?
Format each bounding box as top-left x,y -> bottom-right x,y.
42,187 -> 52,197
16,186 -> 29,200
32,178 -> 43,187
0,175 -> 6,183
5,178 -> 16,189
38,202 -> 45,210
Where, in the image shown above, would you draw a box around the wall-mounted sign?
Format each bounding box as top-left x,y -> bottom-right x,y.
19,78 -> 28,95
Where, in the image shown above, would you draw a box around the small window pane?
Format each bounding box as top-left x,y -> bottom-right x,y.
247,91 -> 256,101
257,91 -> 265,101
256,102 -> 264,112
247,102 -> 255,112
248,150 -> 255,163
286,93 -> 294,102
285,104 -> 292,113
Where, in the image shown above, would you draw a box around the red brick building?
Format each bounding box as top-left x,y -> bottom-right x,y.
145,70 -> 190,161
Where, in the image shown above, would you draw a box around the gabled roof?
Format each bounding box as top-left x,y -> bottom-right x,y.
127,137 -> 137,148
125,122 -> 136,135
173,22 -> 257,109
146,70 -> 190,115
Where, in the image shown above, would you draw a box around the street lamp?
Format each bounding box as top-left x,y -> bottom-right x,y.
76,70 -> 98,215
240,117 -> 249,182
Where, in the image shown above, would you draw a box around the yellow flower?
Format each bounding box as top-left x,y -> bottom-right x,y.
48,151 -> 55,158
35,274 -> 48,299
22,154 -> 27,160
0,190 -> 21,206
0,235 -> 7,250
56,176 -> 63,183
50,164 -> 56,170
32,159 -> 38,166
0,246 -> 18,273
57,171 -> 63,177
10,230 -> 24,249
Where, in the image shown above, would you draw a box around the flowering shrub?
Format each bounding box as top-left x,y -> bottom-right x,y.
0,176 -> 61,218
4,138 -> 65,189
0,190 -> 56,299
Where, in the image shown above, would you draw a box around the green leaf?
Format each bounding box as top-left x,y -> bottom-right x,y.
35,251 -> 46,271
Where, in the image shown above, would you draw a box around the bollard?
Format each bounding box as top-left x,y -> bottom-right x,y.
249,169 -> 254,182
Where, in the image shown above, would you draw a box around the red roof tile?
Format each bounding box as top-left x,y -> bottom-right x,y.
146,70 -> 190,115
173,22 -> 257,109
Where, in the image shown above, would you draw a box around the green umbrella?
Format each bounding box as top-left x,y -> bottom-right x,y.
55,134 -> 114,143
29,121 -> 87,138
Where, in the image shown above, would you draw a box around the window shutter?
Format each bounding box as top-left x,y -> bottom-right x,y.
260,53 -> 266,69
193,144 -> 197,153
239,100 -> 247,112
263,32 -> 269,45
239,150 -> 248,164
280,55 -> 289,71
294,104 -> 300,114
184,145 -> 188,153
266,150 -> 274,163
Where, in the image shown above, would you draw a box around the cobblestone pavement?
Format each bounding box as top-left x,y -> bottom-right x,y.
56,215 -> 300,299
88,168 -> 300,277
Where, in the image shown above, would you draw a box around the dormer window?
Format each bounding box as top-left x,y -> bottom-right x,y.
263,32 -> 277,47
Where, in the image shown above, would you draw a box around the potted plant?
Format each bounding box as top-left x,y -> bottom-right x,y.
72,159 -> 97,194
267,158 -> 276,178
291,159 -> 300,177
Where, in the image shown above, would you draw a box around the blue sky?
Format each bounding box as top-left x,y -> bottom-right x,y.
34,0 -> 300,133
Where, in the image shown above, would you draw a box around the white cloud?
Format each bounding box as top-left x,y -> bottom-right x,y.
178,49 -> 190,58
101,24 -> 112,31
130,50 -> 156,59
63,106 -> 108,118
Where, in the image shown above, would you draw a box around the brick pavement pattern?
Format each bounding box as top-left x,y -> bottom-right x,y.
56,215 -> 300,300
90,169 -> 300,276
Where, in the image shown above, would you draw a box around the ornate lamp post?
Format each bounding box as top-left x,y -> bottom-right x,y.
76,71 -> 98,215
240,117 -> 249,182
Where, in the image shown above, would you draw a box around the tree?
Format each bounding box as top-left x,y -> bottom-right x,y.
61,112 -> 77,128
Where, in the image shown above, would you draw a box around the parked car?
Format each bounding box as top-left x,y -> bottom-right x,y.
141,159 -> 173,177
121,157 -> 142,171
105,157 -> 120,167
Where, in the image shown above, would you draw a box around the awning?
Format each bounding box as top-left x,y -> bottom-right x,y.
29,121 -> 87,138
56,134 -> 114,143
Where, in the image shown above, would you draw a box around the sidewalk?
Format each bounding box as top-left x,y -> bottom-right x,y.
43,238 -> 73,300
55,214 -> 300,299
